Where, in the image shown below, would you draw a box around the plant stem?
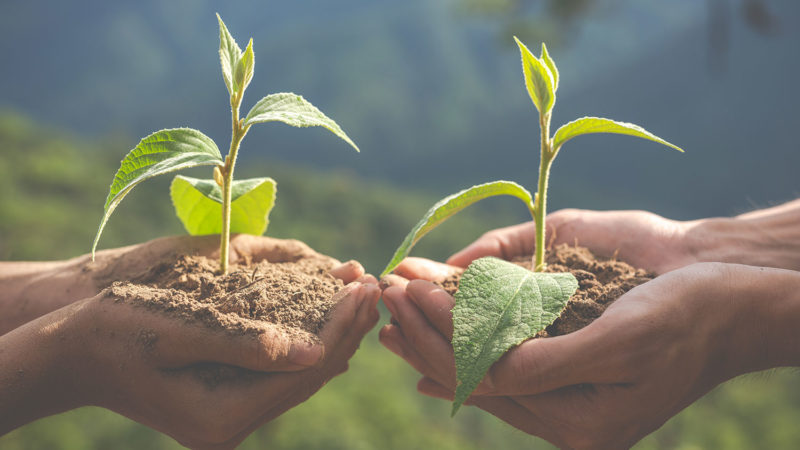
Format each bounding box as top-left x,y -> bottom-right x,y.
219,93 -> 248,274
533,112 -> 553,271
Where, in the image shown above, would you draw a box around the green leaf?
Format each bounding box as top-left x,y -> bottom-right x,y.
217,13 -> 242,96
551,117 -> 684,155
170,175 -> 277,236
540,42 -> 559,92
514,37 -> 555,115
234,38 -> 255,95
244,93 -> 359,152
92,128 -> 223,257
451,257 -> 578,416
380,181 -> 534,277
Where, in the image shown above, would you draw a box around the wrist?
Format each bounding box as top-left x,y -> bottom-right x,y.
0,299 -> 89,433
696,263 -> 800,380
684,210 -> 800,271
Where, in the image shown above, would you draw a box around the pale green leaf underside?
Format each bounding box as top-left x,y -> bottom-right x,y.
244,93 -> 359,152
451,257 -> 578,416
380,181 -> 534,277
92,128 -> 223,257
170,175 -> 277,236
514,37 -> 555,114
217,13 -> 242,96
552,117 -> 684,154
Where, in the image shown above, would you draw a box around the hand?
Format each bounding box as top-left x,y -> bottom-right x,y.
1,276 -> 381,449
379,264 -> 787,449
2,234 -> 367,334
448,209 -> 695,274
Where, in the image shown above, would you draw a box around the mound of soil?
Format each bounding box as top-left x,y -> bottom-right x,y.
439,243 -> 654,337
104,252 -> 343,343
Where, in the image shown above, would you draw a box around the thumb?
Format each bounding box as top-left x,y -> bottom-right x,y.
447,222 -> 536,267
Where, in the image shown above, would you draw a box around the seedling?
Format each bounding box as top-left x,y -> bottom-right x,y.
92,14 -> 358,274
381,38 -> 682,415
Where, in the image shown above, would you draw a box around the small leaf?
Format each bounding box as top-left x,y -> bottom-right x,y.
514,37 -> 555,115
451,257 -> 578,416
540,43 -> 559,92
234,38 -> 255,95
217,13 -> 242,96
170,175 -> 277,236
92,128 -> 223,257
381,181 -> 534,277
244,93 -> 359,152
552,117 -> 684,155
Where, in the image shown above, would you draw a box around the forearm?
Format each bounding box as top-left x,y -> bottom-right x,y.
684,199 -> 800,271
0,257 -> 96,335
0,301 -> 85,434
715,264 -> 800,378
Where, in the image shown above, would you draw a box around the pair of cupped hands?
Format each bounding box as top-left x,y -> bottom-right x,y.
8,209 -> 781,449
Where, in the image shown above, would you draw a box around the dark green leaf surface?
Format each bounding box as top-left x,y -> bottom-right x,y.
380,181 -> 534,277
244,93 -> 359,152
170,175 -> 276,236
451,257 -> 578,416
514,37 -> 555,114
92,128 -> 223,257
552,117 -> 684,154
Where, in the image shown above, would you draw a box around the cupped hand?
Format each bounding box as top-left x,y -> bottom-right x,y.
63,279 -> 381,449
447,209 -> 694,274
380,264 -> 761,449
11,235 -> 370,334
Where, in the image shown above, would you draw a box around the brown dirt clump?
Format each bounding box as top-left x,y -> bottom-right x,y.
439,243 -> 654,337
105,252 -> 343,344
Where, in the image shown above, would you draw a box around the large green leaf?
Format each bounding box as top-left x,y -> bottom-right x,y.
243,93 -> 359,152
217,13 -> 242,96
514,37 -> 555,115
170,175 -> 277,236
552,117 -> 684,155
451,257 -> 578,416
380,181 -> 534,277
92,128 -> 223,257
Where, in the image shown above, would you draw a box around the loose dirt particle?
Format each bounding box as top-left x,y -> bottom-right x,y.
439,243 -> 655,337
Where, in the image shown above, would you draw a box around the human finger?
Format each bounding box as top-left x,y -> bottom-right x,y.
378,274 -> 409,290
317,283 -> 372,349
393,257 -> 462,282
90,296 -> 323,372
379,324 -> 439,380
382,286 -> 456,386
356,274 -> 379,285
229,235 -> 319,263
479,324 -> 619,396
328,260 -> 366,284
405,280 -> 455,339
446,222 -> 536,267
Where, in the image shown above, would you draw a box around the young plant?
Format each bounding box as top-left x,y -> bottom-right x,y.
91,14 -> 358,274
381,38 -> 682,415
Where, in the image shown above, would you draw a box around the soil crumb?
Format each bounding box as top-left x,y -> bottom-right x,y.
105,253 -> 343,344
439,243 -> 654,337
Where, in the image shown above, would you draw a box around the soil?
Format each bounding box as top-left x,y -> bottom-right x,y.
104,252 -> 343,344
439,243 -> 655,337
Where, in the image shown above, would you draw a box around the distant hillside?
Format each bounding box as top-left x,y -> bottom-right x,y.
0,111 -> 526,272
2,0 -> 796,221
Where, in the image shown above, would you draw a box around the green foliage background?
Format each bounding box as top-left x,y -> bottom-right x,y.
1,112 -> 798,448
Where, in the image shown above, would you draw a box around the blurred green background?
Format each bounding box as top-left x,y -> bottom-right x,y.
1,0 -> 798,448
